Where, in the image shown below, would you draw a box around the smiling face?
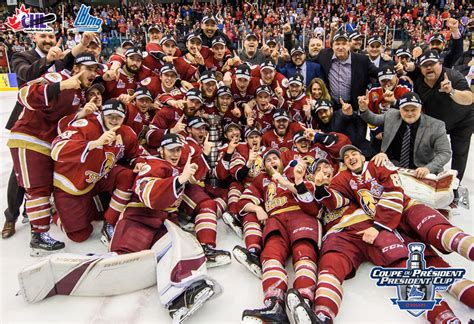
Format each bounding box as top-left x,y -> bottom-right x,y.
244,36 -> 258,54
202,20 -> 217,38
186,38 -> 202,55
350,37 -> 363,51
160,71 -> 177,90
260,68 -> 275,84
308,38 -> 323,56
256,92 -> 271,110
162,40 -> 177,56
162,146 -> 183,166
236,77 -> 250,91
136,97 -> 152,113
86,88 -> 103,107
211,43 -> 226,60
202,81 -> 217,97
86,42 -> 102,60
310,82 -> 323,100
184,99 -> 202,117
291,52 -> 306,66
400,105 -> 421,124
295,138 -> 310,153
332,39 -> 350,60
74,64 -> 99,88
224,125 -> 241,142
273,118 -> 289,136
314,161 -> 334,185
218,94 -> 233,112
380,75 -> 398,91
420,61 -> 442,82
188,125 -> 207,144
149,29 -> 161,42
126,55 -> 143,74
343,149 -> 365,173
429,40 -> 444,53
264,153 -> 283,176
289,83 -> 303,99
246,133 -> 261,150
103,113 -> 124,130
368,41 -> 383,59
35,32 -> 56,54
317,107 -> 333,124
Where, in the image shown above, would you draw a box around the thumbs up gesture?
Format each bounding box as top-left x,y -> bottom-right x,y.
439,72 -> 453,94
340,98 -> 353,116
60,70 -> 85,90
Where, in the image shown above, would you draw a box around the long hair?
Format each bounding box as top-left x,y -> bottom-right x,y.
306,77 -> 331,101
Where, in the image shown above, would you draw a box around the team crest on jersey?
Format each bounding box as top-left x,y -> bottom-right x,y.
59,130 -> 77,139
265,182 -> 287,211
172,167 -> 179,176
371,92 -> 379,101
281,78 -> 289,88
71,119 -> 88,127
72,94 -> 81,106
350,179 -> 358,190
44,72 -> 62,83
138,163 -> 151,176
370,181 -> 384,197
262,178 -> 271,187
313,147 -> 329,160
127,89 -> 135,96
249,155 -> 263,177
100,152 -> 116,177
141,77 -> 151,86
117,80 -> 125,88
357,188 -> 377,216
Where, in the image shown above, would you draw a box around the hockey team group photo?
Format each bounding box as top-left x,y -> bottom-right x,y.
0,0 -> 473,323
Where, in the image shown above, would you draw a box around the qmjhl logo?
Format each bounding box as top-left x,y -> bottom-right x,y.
370,243 -> 466,317
5,5 -> 56,33
73,4 -> 102,33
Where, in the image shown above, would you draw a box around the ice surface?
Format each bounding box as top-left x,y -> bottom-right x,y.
0,91 -> 472,323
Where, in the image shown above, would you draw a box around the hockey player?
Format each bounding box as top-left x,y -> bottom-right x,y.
146,88 -> 204,148
124,87 -> 155,144
226,64 -> 260,107
239,148 -> 320,323
261,109 -> 304,151
51,99 -> 147,244
7,52 -> 102,256
199,70 -> 218,114
290,158 -> 471,324
283,74 -> 311,125
247,85 -> 278,134
204,36 -> 236,76
315,145 -> 474,262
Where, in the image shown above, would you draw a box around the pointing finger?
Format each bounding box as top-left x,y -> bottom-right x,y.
110,125 -> 121,132
56,37 -> 63,48
444,72 -> 449,81
73,70 -> 85,79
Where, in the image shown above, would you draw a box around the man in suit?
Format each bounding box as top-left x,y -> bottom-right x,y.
2,32 -> 97,239
358,91 -> 451,179
277,45 -> 323,87
314,31 -> 379,111
366,35 -> 394,70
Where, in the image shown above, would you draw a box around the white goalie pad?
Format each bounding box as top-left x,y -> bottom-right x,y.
153,220 -> 216,307
18,250 -> 157,303
398,169 -> 457,209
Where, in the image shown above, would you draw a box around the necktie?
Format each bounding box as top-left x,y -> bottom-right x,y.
400,125 -> 411,168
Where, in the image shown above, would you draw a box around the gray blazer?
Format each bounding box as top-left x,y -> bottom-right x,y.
360,109 -> 452,174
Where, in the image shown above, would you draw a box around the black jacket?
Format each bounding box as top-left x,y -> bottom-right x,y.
178,29 -> 235,54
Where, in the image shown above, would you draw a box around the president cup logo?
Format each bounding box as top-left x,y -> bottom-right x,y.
370,243 -> 466,317
5,5 -> 56,33
73,4 -> 102,33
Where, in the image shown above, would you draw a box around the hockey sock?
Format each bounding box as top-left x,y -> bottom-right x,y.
292,240 -> 317,301
25,192 -> 51,233
314,252 -> 352,319
262,259 -> 288,301
449,279 -> 474,309
194,200 -> 217,247
428,225 -> 474,260
104,188 -> 132,226
243,213 -> 263,251
227,187 -> 241,215
425,299 -> 459,324
214,197 -> 226,218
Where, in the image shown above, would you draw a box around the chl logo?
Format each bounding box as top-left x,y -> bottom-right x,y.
5,5 -> 56,33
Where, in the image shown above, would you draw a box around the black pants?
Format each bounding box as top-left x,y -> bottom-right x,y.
4,168 -> 25,223
448,110 -> 474,182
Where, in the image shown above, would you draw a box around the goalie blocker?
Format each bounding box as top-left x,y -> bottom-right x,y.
17,220 -> 222,323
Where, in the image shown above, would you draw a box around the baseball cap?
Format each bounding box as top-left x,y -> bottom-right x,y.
134,87 -> 153,101
159,34 -> 177,46
85,82 -> 105,95
398,92 -> 422,109
262,147 -> 281,162
244,126 -> 262,138
314,99 -> 333,112
245,33 -> 258,41
217,86 -> 232,97
199,70 -> 217,84
417,50 -> 440,66
160,133 -> 184,150
378,66 -> 397,81
293,130 -> 307,143
212,36 -> 226,47
235,64 -> 251,80
74,53 -> 103,69
291,45 -> 305,56
288,73 -> 304,86
395,48 -> 412,59
187,116 -> 209,128
89,35 -> 101,46
121,40 -> 134,48
148,25 -> 161,33
124,47 -> 144,58
202,15 -> 217,24
308,158 -> 331,174
266,38 -> 277,46
368,35 -> 384,46
256,85 -> 272,96
429,33 -> 445,44
349,30 -> 363,41
333,31 -> 349,42
185,88 -> 203,103
160,63 -> 178,75
223,120 -> 241,132
186,32 -> 202,43
339,144 -> 362,159
102,99 -> 126,118
260,59 -> 276,71
273,109 -> 290,121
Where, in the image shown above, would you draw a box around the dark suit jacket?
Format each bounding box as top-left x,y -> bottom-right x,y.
6,49 -> 72,129
277,60 -> 323,87
315,49 -> 379,110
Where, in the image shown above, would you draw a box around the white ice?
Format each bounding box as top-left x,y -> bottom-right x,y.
0,90 -> 472,323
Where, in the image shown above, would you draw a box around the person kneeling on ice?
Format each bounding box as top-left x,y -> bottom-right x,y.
238,148 -> 320,323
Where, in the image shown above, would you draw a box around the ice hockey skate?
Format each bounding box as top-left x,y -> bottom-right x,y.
168,279 -> 216,323
242,296 -> 290,324
286,288 -> 320,324
100,221 -> 114,246
221,211 -> 243,238
232,245 -> 262,278
202,244 -> 231,268
30,232 -> 65,257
